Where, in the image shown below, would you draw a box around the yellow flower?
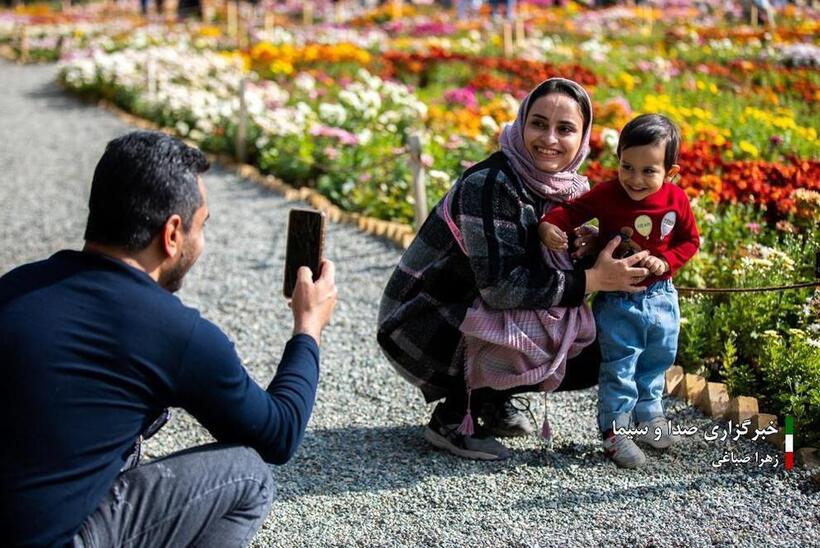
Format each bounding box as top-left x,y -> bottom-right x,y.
270,60 -> 294,75
738,140 -> 759,158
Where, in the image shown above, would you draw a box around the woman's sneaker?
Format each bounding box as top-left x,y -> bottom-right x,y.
424,406 -> 511,461
602,430 -> 647,469
634,416 -> 678,449
479,396 -> 537,438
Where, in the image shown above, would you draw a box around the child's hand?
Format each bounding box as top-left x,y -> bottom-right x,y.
539,221 -> 569,250
640,255 -> 669,276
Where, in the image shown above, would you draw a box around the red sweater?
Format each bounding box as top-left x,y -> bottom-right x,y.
542,180 -> 700,286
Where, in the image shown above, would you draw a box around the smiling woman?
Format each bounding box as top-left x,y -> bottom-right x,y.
523,93 -> 586,174
377,78 -> 654,462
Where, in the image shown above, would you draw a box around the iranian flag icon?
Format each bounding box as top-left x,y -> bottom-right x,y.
784,416 -> 794,471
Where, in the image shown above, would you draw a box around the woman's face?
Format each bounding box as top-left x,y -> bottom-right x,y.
523,93 -> 585,173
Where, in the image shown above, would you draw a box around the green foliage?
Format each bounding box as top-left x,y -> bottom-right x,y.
677,199 -> 820,447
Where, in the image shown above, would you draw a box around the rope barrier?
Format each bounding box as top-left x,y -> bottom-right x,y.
677,281 -> 820,294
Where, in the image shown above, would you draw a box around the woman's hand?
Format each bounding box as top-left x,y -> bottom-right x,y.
538,221 -> 568,250
570,224 -> 598,260
584,237 -> 650,293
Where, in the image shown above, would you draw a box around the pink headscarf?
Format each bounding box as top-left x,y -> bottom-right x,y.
446,78 -> 597,439
499,77 -> 593,203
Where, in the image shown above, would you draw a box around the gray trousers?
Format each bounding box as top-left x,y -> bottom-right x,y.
73,444 -> 274,548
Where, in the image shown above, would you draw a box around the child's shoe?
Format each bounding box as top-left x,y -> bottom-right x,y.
635,416 -> 678,450
602,430 -> 647,469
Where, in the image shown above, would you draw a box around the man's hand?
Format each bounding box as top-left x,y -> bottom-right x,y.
570,224 -> 599,260
290,259 -> 338,345
538,221 -> 569,250
584,237 -> 650,293
640,255 -> 669,276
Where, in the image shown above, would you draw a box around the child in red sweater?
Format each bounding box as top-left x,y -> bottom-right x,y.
540,114 -> 700,468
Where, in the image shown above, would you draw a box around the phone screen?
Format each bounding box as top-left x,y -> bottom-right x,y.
283,209 -> 325,298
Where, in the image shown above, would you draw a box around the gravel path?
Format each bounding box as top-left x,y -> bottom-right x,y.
1,60 -> 818,547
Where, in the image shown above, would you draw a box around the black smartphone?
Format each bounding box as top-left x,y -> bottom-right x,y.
283,208 -> 326,298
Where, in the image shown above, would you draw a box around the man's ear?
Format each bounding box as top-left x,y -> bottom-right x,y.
161,215 -> 184,259
666,164 -> 681,182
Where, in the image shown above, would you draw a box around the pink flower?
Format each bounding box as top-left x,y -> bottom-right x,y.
745,222 -> 761,234
444,87 -> 478,110
323,147 -> 339,161
310,126 -> 359,146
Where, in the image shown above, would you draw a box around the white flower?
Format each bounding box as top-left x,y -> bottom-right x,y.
601,128 -> 619,153
481,116 -> 499,133
319,103 -> 348,126
429,170 -> 451,185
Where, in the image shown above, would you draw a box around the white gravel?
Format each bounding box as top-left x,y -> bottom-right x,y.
1,60 -> 818,547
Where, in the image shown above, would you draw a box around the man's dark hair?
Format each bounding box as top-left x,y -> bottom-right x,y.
526,78 -> 592,131
617,113 -> 681,170
85,131 -> 210,251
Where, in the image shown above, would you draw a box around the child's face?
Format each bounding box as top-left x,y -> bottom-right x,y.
523,93 -> 585,174
617,141 -> 679,201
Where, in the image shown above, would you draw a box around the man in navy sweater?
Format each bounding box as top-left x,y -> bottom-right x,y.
0,131 -> 338,547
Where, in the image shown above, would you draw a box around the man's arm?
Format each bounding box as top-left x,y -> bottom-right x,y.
175,260 -> 337,465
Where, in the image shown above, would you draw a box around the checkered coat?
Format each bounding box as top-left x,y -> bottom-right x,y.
377,152 -> 587,402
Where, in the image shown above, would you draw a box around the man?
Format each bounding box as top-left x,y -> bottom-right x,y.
0,131 -> 337,547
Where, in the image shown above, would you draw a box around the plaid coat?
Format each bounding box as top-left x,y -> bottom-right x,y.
377,152 -> 587,402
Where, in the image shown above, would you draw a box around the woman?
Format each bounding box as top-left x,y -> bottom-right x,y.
377,78 -> 650,460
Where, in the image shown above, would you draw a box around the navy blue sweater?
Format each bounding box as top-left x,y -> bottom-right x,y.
0,250 -> 320,547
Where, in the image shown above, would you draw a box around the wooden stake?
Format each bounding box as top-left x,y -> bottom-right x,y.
514,17 -> 525,49
19,27 -> 29,63
236,78 -> 248,164
751,6 -> 758,28
227,1 -> 238,37
502,21 -> 513,58
264,12 -> 275,34
303,2 -> 314,26
407,134 -> 428,230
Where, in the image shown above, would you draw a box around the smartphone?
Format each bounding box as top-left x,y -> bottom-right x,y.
283,208 -> 326,298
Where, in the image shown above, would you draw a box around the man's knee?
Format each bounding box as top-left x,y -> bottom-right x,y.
236,447 -> 275,506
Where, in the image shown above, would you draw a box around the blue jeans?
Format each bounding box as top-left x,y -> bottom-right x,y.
593,280 -> 680,433
72,444 -> 274,548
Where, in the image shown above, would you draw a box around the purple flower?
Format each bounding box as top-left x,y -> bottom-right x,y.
769,135 -> 784,147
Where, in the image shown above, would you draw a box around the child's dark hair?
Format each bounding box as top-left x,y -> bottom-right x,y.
617,114 -> 680,170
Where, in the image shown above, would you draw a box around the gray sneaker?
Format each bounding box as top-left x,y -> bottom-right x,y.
603,430 -> 647,469
479,396 -> 537,438
424,408 -> 511,461
635,417 -> 678,450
